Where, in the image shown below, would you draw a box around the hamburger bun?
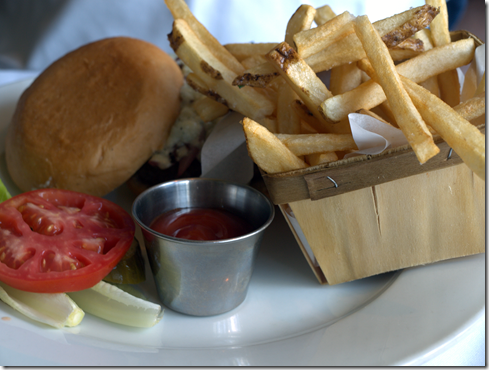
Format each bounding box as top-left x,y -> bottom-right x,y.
6,37 -> 183,197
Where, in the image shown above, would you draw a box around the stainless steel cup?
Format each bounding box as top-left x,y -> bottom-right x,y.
132,178 -> 275,316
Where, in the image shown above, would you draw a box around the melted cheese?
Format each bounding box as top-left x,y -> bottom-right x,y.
149,64 -> 216,170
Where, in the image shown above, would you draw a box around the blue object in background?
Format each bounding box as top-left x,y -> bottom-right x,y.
447,0 -> 468,29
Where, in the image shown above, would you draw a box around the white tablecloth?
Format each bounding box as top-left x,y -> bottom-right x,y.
0,0 -> 426,71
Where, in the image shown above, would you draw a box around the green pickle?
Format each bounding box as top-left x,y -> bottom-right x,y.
103,238 -> 146,285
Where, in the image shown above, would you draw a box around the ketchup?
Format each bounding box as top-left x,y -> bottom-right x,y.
149,208 -> 253,241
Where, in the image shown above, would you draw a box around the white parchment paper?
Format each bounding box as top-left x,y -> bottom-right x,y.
200,111 -> 254,184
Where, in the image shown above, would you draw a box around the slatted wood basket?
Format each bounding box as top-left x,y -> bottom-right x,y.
261,30 -> 485,285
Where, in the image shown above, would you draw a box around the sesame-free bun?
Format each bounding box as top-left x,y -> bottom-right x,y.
6,37 -> 183,197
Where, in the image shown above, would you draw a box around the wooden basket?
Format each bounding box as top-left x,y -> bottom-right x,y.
261,30 -> 485,285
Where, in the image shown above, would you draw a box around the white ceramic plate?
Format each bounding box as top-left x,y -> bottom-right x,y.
0,79 -> 484,366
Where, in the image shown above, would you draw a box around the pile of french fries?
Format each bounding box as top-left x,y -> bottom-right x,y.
165,0 -> 485,179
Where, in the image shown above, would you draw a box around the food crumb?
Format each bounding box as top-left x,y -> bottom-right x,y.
1,316 -> 11,321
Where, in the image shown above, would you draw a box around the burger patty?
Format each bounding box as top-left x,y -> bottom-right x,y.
130,158 -> 202,189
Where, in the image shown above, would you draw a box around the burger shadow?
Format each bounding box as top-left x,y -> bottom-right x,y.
104,182 -> 138,214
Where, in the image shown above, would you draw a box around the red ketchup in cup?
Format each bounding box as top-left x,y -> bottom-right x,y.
149,208 -> 253,241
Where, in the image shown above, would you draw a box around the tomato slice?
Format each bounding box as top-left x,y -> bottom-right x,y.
0,189 -> 135,293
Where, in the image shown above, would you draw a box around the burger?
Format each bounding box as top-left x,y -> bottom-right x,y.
5,37 -> 213,197
126,61 -> 216,195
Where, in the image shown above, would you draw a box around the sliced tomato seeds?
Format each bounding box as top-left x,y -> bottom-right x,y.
0,189 -> 135,293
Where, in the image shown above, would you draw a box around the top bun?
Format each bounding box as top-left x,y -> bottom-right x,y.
6,37 -> 183,197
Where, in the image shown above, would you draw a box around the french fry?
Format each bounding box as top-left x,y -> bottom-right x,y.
419,76 -> 441,97
378,101 -> 399,128
185,72 -> 210,94
356,58 -> 376,78
186,72 -> 228,105
390,38 -> 474,83
351,62 -> 404,129
300,119 -> 319,134
224,43 -> 277,62
402,76 -> 485,179
240,54 -> 269,70
304,33 -> 364,72
426,0 -> 460,106
321,38 -> 475,122
232,4 -> 316,89
276,85 -> 302,134
388,48 -> 423,61
357,57 -> 413,129
370,105 -> 396,125
169,20 -> 231,80
414,28 -> 440,96
234,5 -> 440,85
285,5 -> 316,48
353,15 -> 439,164
169,19 -> 275,121
329,62 -> 363,95
425,0 -> 451,46
242,117 -> 307,173
239,55 -> 283,103
232,62 -> 279,88
232,5 -> 316,89
293,11 -> 355,59
375,5 -> 438,37
413,29 -> 435,51
356,108 -> 393,127
192,96 -> 229,122
165,0 -> 244,74
313,6 -> 363,98
165,0 -> 483,179
260,117 -> 278,133
453,93 -> 486,122
314,4 -> 336,25
360,69 -> 371,83
306,5 -> 438,72
306,152 -> 339,166
275,133 -> 357,156
392,37 -> 424,51
381,5 -> 439,48
231,5 -> 316,88
266,42 -> 333,132
278,2 -> 318,127
437,70 -> 462,106
294,99 -> 351,134
294,100 -> 324,132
